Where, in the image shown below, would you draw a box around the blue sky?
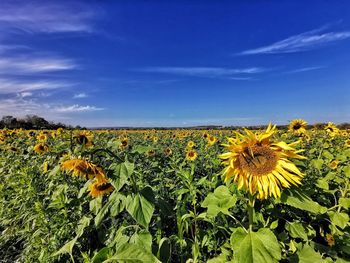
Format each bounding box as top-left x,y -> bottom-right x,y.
0,1 -> 349,127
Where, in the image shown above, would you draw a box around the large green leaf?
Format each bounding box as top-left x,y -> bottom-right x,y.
202,185 -> 237,217
297,244 -> 327,263
126,192 -> 155,228
110,161 -> 134,191
230,228 -> 281,263
103,243 -> 160,263
277,189 -> 327,214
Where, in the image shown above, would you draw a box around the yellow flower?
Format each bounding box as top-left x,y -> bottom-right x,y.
186,149 -> 198,161
325,122 -> 339,137
61,159 -> 105,180
187,141 -> 195,148
147,149 -> 156,157
220,124 -> 306,200
345,139 -> 350,148
34,143 -> 49,154
89,178 -> 114,198
207,135 -> 217,146
74,131 -> 93,147
288,119 -> 307,136
119,138 -> 129,149
328,160 -> 339,169
37,133 -> 47,142
164,147 -> 172,156
325,233 -> 335,247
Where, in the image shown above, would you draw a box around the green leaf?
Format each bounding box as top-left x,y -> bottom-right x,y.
103,243 -> 161,263
202,185 -> 237,217
277,189 -> 327,214
311,159 -> 324,170
285,222 -> 308,241
230,228 -> 281,263
52,237 -> 77,258
328,211 -> 349,229
130,230 -> 152,251
132,145 -> 154,154
297,244 -> 326,263
110,161 -> 134,191
92,247 -> 112,263
126,193 -> 155,228
339,198 -> 350,209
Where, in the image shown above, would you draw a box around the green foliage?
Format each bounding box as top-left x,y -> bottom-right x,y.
1,128 -> 350,262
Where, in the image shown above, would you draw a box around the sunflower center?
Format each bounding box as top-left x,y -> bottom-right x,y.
96,182 -> 112,191
293,124 -> 302,130
188,152 -> 194,157
238,145 -> 278,176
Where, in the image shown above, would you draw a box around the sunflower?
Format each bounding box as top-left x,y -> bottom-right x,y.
324,123 -> 339,137
119,138 -> 129,149
186,149 -> 198,161
89,178 -> 114,198
74,131 -> 93,147
61,159 -> 105,180
345,139 -> 350,148
207,135 -> 217,146
220,124 -> 306,200
37,133 -> 47,142
187,141 -> 195,149
288,119 -> 307,136
325,233 -> 335,247
203,132 -> 209,139
164,147 -> 172,156
147,149 -> 156,157
328,160 -> 339,169
34,143 -> 49,154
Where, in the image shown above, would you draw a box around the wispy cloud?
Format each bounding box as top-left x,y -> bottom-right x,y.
137,67 -> 266,78
285,66 -> 326,74
0,78 -> 73,94
0,56 -> 77,74
73,93 -> 88,99
53,104 -> 104,113
239,26 -> 350,55
0,1 -> 100,34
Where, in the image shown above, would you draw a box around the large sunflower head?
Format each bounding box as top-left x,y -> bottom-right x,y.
89,178 -> 114,198
289,119 -> 307,136
74,131 -> 93,147
61,159 -> 105,180
220,124 -> 306,200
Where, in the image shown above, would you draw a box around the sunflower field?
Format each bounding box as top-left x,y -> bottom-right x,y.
0,122 -> 350,263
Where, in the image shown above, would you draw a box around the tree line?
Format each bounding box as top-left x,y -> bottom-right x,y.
0,115 -> 83,130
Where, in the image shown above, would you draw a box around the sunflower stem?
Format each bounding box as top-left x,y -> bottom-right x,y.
247,195 -> 255,232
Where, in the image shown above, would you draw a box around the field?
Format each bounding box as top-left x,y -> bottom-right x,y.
0,123 -> 350,263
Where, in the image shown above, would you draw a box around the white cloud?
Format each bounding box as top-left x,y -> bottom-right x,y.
137,67 -> 265,78
0,78 -> 72,94
53,104 -> 104,113
0,56 -> 77,74
285,66 -> 325,74
19,91 -> 33,98
239,26 -> 350,55
0,1 -> 100,34
73,93 -> 88,99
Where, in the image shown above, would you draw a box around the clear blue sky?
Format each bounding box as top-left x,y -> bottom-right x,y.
0,1 -> 349,127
